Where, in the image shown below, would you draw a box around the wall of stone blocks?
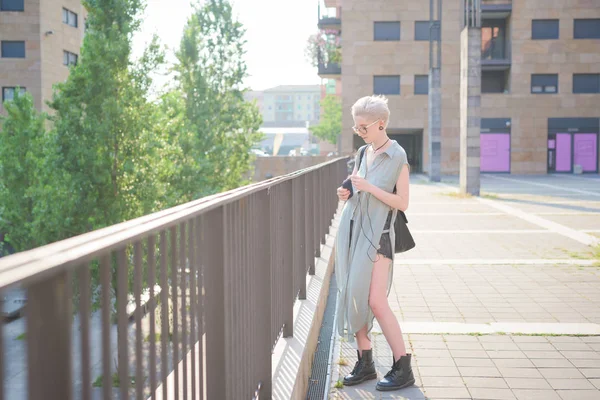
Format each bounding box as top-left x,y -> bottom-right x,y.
0,0 -> 42,112
40,0 -> 85,112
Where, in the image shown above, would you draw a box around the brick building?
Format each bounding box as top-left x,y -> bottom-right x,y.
1,0 -> 86,114
317,0 -> 600,174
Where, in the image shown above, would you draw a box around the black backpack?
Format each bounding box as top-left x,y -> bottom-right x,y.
357,145 -> 415,254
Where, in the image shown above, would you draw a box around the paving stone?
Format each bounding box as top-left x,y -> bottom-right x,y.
423,387 -> 470,399
467,387 -> 516,399
493,358 -> 536,368
454,358 -> 496,367
548,379 -> 596,390
496,368 -> 543,379
539,368 -> 585,379
420,376 -> 466,388
462,376 -> 508,388
555,389 -> 600,400
580,369 -> 600,379
504,378 -> 551,390
418,366 -> 461,377
512,389 -> 561,400
458,366 -> 502,378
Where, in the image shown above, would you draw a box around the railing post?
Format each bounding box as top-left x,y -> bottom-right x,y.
27,271 -> 72,400
306,172 -> 316,275
281,181 -> 294,337
203,207 -> 227,399
253,189 -> 272,397
294,176 -> 307,300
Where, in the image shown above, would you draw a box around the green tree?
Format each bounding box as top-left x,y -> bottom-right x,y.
173,0 -> 263,198
0,91 -> 48,251
310,94 -> 341,145
48,0 -> 165,236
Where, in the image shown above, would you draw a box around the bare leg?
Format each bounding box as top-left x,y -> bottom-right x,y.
355,324 -> 371,355
369,255 -> 407,360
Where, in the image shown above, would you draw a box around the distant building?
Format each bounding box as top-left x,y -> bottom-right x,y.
245,84 -> 337,155
1,0 -> 87,114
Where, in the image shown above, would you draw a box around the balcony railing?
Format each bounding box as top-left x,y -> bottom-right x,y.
0,158 -> 347,400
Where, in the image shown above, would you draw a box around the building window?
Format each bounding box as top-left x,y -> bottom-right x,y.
268,106 -> 272,110
482,71 -> 509,93
63,50 -> 78,66
574,19 -> 600,39
482,19 -> 506,60
62,8 -> 78,28
373,75 -> 400,95
307,114 -> 312,120
532,19 -> 559,39
414,75 -> 428,95
415,21 -> 439,41
531,74 -> 558,94
573,74 -> 600,94
2,87 -> 26,102
374,21 -> 400,41
1,41 -> 25,58
307,104 -> 311,110
1,0 -> 24,11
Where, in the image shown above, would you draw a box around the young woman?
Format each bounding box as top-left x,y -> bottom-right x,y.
335,95 -> 413,391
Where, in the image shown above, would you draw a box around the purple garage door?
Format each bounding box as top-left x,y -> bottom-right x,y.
481,133 -> 510,172
574,133 -> 598,172
555,133 -> 572,172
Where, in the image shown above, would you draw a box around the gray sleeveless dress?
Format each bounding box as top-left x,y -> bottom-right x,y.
335,140 -> 409,343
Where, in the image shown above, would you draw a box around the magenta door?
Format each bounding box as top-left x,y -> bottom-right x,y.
481,133 -> 510,172
555,133 -> 572,172
574,134 -> 598,172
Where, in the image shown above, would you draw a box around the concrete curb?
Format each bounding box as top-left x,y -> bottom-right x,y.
271,206 -> 341,400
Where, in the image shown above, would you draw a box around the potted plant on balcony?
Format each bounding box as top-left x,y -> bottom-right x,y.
305,29 -> 341,67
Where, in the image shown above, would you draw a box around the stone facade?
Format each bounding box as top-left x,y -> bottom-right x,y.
337,0 -> 600,174
0,0 -> 85,114
460,27 -> 481,195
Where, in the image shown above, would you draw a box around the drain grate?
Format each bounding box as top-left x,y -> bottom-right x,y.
306,272 -> 338,400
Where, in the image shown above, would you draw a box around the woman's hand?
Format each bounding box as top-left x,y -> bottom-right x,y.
350,175 -> 373,193
337,186 -> 350,201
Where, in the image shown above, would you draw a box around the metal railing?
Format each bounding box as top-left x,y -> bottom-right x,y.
0,158 -> 348,400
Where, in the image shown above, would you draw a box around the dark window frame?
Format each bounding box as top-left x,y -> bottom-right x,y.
62,8 -> 78,28
532,19 -> 559,40
374,21 -> 401,41
573,74 -> 600,94
63,50 -> 78,66
414,21 -> 440,41
2,86 -> 26,102
414,75 -> 429,95
531,74 -> 558,94
373,75 -> 401,95
0,0 -> 24,11
1,40 -> 26,58
574,19 -> 600,39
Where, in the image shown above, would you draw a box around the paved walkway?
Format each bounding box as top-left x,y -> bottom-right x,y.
329,174 -> 600,400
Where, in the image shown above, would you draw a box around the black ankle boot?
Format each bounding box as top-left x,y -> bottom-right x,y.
343,349 -> 377,386
376,353 -> 415,391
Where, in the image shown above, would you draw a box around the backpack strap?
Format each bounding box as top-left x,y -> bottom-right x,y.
357,145 -> 367,170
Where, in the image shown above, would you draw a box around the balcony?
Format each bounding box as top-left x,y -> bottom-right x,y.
318,61 -> 341,78
318,16 -> 341,31
481,2 -> 512,19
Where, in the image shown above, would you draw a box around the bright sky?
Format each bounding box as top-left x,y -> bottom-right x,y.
132,0 -> 322,91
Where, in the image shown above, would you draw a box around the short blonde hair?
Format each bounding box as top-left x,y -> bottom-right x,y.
351,95 -> 390,127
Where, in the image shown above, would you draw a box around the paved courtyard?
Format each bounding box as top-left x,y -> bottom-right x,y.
329,174 -> 600,400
